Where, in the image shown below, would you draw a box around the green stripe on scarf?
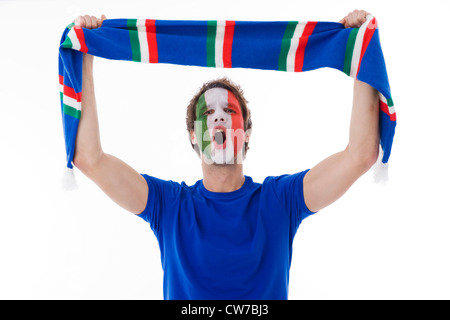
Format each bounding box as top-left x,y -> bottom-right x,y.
278,21 -> 298,71
387,98 -> 394,107
127,19 -> 141,62
343,28 -> 359,76
63,104 -> 81,119
207,21 -> 217,67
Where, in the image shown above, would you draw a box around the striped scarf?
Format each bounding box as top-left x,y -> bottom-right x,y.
59,16 -> 396,175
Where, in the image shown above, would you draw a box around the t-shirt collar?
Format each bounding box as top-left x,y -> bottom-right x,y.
198,176 -> 253,199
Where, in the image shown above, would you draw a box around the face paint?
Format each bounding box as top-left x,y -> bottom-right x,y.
194,88 -> 245,164
195,93 -> 212,160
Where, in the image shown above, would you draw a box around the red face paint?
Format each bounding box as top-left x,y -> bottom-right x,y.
228,90 -> 245,157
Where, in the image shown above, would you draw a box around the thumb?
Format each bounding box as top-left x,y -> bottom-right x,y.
99,14 -> 107,26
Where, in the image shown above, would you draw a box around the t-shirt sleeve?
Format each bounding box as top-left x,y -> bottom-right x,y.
267,170 -> 317,231
136,174 -> 180,236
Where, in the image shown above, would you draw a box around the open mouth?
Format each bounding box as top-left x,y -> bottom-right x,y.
212,126 -> 227,149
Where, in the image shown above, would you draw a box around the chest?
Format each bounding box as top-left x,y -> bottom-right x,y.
162,194 -> 291,269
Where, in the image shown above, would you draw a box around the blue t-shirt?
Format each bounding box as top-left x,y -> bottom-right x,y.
137,170 -> 316,300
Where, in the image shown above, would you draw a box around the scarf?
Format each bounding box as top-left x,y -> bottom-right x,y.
58,16 -> 396,186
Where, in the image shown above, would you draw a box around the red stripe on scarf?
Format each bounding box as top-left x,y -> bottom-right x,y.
356,17 -> 378,77
295,21 -> 317,72
64,85 -> 82,102
223,21 -> 235,68
380,99 -> 396,121
73,25 -> 88,53
146,19 -> 158,63
59,76 -> 81,102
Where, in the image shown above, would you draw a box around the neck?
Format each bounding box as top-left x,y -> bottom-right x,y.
201,160 -> 245,193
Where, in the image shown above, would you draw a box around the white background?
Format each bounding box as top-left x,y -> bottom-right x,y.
1,0 -> 449,299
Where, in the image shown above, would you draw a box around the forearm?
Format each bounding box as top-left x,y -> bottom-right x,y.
346,80 -> 380,167
73,54 -> 104,169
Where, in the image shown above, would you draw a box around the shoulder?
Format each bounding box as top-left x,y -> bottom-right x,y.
140,174 -> 202,198
262,170 -> 310,189
137,174 -> 194,228
257,170 -> 310,205
261,170 -> 316,216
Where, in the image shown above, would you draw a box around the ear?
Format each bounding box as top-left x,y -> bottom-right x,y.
245,129 -> 251,143
190,130 -> 198,144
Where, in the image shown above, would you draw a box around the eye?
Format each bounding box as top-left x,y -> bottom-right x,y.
225,108 -> 236,114
202,109 -> 214,116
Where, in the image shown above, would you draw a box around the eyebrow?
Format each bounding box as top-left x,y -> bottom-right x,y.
226,102 -> 240,110
204,102 -> 238,109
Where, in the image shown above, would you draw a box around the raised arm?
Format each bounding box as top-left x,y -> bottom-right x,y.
72,15 -> 148,215
303,10 -> 380,213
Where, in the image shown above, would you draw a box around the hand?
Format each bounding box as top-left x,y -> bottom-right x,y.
74,14 -> 107,29
339,10 -> 370,28
73,15 -> 107,61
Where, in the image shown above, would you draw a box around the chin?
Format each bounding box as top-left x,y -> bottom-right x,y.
201,144 -> 245,165
211,153 -> 235,165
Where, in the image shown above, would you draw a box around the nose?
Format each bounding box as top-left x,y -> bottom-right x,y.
213,109 -> 226,123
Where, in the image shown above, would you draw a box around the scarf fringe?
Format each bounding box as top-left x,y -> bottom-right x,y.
373,149 -> 389,184
61,167 -> 78,191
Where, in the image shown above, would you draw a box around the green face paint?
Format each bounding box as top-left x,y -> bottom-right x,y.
195,93 -> 212,160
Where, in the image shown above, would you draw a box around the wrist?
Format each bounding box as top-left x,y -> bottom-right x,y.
83,53 -> 94,70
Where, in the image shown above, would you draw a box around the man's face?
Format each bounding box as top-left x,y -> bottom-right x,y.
194,87 -> 246,164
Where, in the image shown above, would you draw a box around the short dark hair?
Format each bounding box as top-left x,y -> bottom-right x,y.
186,77 -> 252,157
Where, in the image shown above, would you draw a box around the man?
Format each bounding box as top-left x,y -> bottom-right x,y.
73,10 -> 379,299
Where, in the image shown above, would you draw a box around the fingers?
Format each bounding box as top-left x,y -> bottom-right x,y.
341,9 -> 371,28
74,14 -> 107,29
100,14 -> 107,27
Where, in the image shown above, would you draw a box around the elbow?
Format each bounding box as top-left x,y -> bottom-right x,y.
73,150 -> 103,174
72,152 -> 89,173
361,149 -> 379,172
346,145 -> 379,174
